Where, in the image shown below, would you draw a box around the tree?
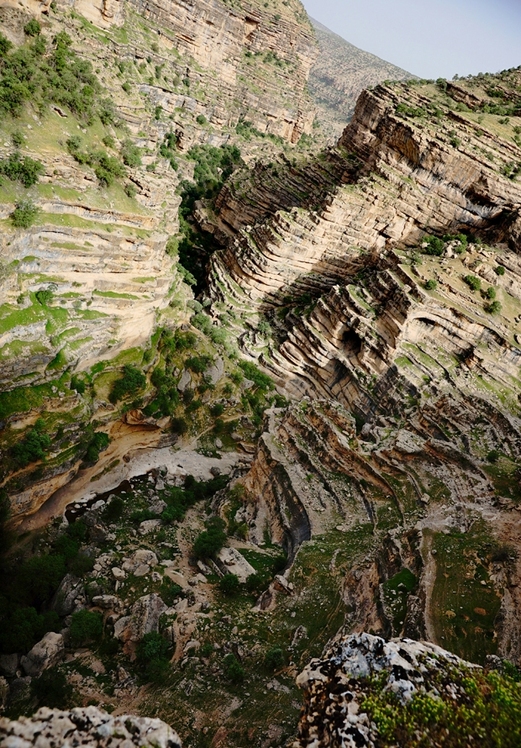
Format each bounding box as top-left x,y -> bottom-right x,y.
69,609 -> 103,646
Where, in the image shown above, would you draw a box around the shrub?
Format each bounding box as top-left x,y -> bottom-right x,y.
422,236 -> 444,256
463,275 -> 481,291
70,375 -> 86,394
487,449 -> 500,463
24,19 -> 41,36
193,517 -> 226,559
424,279 -> 437,290
102,134 -> 115,149
83,431 -> 110,464
495,265 -> 506,276
0,32 -> 12,57
32,667 -> 72,709
485,300 -> 502,314
223,653 -> 244,683
171,417 -> 188,435
11,130 -> 24,147
69,609 -> 103,646
136,632 -> 170,682
210,403 -> 224,417
124,183 -> 136,198
485,286 -> 496,299
238,361 -> 273,390
35,289 -> 53,306
109,365 -> 146,403
219,573 -> 240,596
10,199 -> 38,228
121,139 -> 142,167
265,646 -> 285,671
185,355 -> 212,373
102,496 -> 124,521
0,151 -> 44,186
196,114 -> 207,125
11,419 -> 51,467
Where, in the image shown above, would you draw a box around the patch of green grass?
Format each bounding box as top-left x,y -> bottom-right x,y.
430,525 -> 501,663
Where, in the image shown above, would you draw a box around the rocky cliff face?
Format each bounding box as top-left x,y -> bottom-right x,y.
0,0 -> 318,525
206,70 -> 521,665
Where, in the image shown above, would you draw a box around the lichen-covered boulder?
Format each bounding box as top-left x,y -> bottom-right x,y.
0,705 -> 182,746
293,633 -> 521,748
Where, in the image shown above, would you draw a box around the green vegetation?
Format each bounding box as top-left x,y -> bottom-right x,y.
495,265 -> 506,276
463,274 -> 481,291
0,30 -> 115,124
424,279 -> 437,290
69,609 -> 103,646
0,151 -> 44,187
136,631 -> 171,683
193,516 -> 227,559
10,418 -> 51,468
361,666 -> 521,747
485,300 -> 502,314
109,364 -> 146,403
382,568 -> 417,633
66,136 -> 125,187
177,144 -> 243,287
10,199 -> 38,228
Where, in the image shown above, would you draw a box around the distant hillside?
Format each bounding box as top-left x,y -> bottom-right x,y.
309,17 -> 416,138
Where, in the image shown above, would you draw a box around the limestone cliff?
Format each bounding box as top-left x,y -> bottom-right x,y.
206,70 -> 521,665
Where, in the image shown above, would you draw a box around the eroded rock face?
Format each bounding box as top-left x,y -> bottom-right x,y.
293,633 -> 476,748
0,706 -> 182,747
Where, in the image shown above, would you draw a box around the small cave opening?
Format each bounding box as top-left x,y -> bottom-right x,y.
416,317 -> 436,329
343,328 -> 363,355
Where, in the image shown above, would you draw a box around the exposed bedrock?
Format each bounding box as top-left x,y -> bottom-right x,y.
207,80 -> 521,312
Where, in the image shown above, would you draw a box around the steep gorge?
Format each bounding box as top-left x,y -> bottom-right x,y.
1,2 -> 521,746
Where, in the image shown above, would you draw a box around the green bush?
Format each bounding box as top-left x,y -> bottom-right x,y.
10,199 -> 38,228
11,419 -> 51,467
495,265 -> 506,276
265,646 -> 285,671
35,289 -> 53,305
422,235 -> 444,256
24,19 -> 41,36
196,114 -> 207,125
136,632 -> 170,683
0,33 -> 12,57
120,139 -> 142,167
0,151 -> 44,186
102,496 -> 124,522
485,286 -> 496,299
83,431 -> 110,464
219,573 -> 240,596
238,361 -> 273,390
485,300 -> 502,314
70,375 -> 86,394
463,275 -> 481,291
487,450 -> 500,463
32,667 -> 72,709
185,355 -> 212,373
424,279 -> 437,290
223,653 -> 244,683
193,517 -> 226,559
109,365 -> 146,403
69,609 -> 103,646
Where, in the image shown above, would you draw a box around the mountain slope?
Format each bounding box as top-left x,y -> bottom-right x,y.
309,17 -> 415,137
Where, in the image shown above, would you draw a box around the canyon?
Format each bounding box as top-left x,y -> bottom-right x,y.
0,0 -> 521,746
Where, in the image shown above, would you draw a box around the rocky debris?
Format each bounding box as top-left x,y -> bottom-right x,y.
52,574 -> 86,617
114,594 -> 167,649
216,547 -> 256,583
0,706 -> 182,747
139,519 -> 162,534
92,595 -> 121,611
20,633 -> 64,677
293,633 -> 477,748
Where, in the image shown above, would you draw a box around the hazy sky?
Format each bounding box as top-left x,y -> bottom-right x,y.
301,0 -> 521,79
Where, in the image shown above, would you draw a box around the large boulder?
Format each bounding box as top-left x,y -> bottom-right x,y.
20,633 -> 64,677
293,633 -> 483,748
0,706 -> 182,747
114,594 -> 166,647
52,574 -> 86,617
